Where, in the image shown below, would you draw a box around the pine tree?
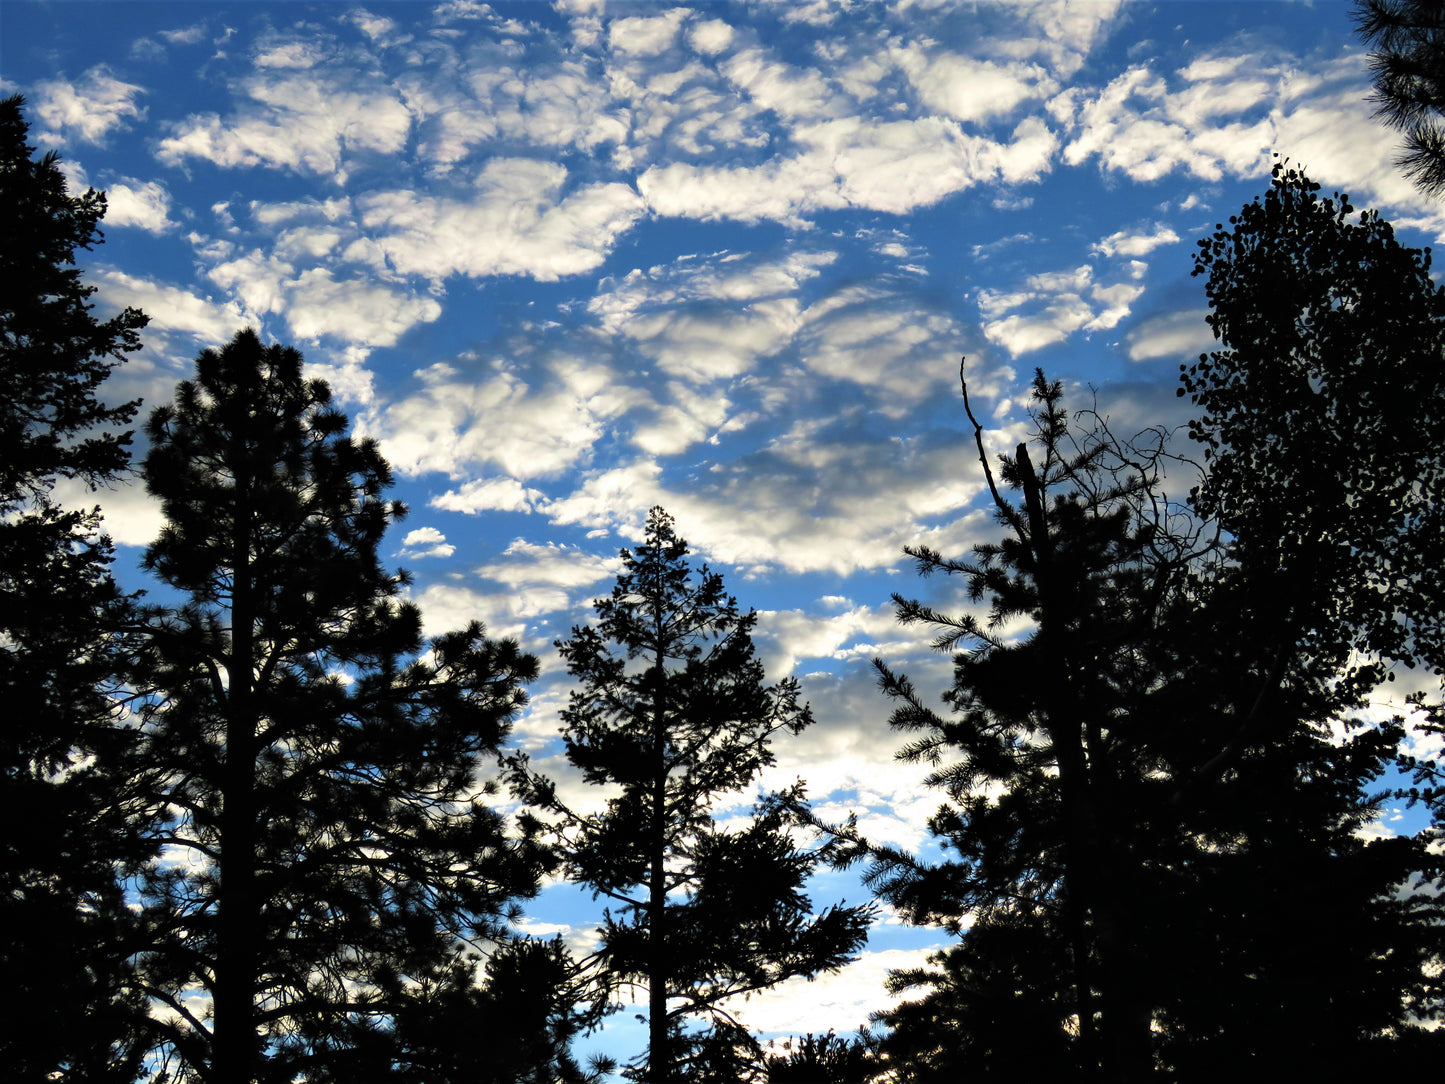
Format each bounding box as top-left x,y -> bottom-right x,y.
126,329 -> 553,1082
1355,0 -> 1445,198
847,367 -> 1440,1078
511,508 -> 872,1084
0,93 -> 150,1080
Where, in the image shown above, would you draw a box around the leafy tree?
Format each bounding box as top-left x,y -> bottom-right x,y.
1355,0 -> 1445,197
126,329 -> 558,1082
511,507 -> 873,1083
1182,160 -> 1445,843
0,93 -> 150,1080
1179,160 -> 1445,1064
841,367 -> 1441,1079
1182,159 -> 1445,675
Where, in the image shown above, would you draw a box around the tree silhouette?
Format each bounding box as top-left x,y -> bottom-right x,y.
126,329 -> 554,1082
1183,159 -> 1445,674
1183,160 -> 1445,848
0,93 -> 150,1080
511,507 -> 872,1083
836,367 -> 1441,1077
1355,0 -> 1445,197
764,1029 -> 880,1084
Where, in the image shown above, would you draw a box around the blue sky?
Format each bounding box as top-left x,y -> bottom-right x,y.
5,0 -> 1441,1068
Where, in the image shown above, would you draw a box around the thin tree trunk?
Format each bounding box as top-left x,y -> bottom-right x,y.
648,605 -> 669,1084
213,432 -> 259,1084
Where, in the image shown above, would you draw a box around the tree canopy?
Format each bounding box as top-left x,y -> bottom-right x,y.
126,329 -> 555,1082
844,364 -> 1442,1079
0,92 -> 150,1082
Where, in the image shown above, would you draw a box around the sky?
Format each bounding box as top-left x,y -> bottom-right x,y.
4,0 -> 1442,1071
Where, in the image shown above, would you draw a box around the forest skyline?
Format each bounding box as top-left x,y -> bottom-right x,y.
5,1 -> 1444,1072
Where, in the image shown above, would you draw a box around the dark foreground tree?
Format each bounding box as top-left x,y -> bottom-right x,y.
1180,161 -> 1445,1062
511,508 -> 872,1083
126,329 -> 561,1083
1183,161 -> 1445,837
1183,159 -> 1445,674
764,1029 -> 880,1084
0,93 -> 149,1079
371,936 -> 614,1084
1355,0 -> 1445,198
839,367 -> 1440,1079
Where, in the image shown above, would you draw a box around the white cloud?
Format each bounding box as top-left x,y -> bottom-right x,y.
1056,48 -> 1445,231
722,47 -> 838,119
623,301 -> 802,384
160,24 -> 207,46
355,160 -> 645,281
977,263 -> 1145,358
51,475 -> 164,550
608,9 -> 690,57
103,180 -> 173,233
756,0 -> 855,27
91,269 -> 251,343
205,251 -> 441,347
896,45 -> 1058,123
796,287 -> 966,410
638,114 -> 1057,225
283,269 -> 441,346
476,539 -> 622,590
410,581 -> 559,642
33,67 -> 145,144
689,18 -> 735,55
365,355 -> 634,482
158,73 -> 412,178
347,9 -> 408,46
431,478 -> 546,515
539,421 -> 999,579
1091,223 -> 1180,258
254,41 -> 327,70
1125,307 -> 1215,362
754,603 -> 903,679
399,526 -> 455,559
1009,0 -> 1123,77
411,60 -> 630,167
731,944 -> 947,1037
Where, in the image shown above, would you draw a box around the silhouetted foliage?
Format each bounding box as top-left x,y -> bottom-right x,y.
511,508 -> 872,1084
1183,160 -> 1445,675
1177,160 -> 1445,1067
1184,159 -> 1445,850
833,366 -> 1442,1078
125,329 -> 558,1083
1356,0 -> 1445,197
764,1029 -> 880,1084
0,93 -> 150,1080
877,911 -> 1075,1082
380,937 -> 615,1084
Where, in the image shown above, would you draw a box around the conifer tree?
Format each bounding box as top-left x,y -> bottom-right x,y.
1355,0 -> 1445,198
845,367 -> 1440,1078
511,508 -> 872,1083
127,329 -> 553,1083
0,93 -> 150,1080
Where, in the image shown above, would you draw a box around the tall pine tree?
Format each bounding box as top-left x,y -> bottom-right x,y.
845,367 -> 1440,1079
511,508 -> 872,1083
0,93 -> 150,1080
126,329 -> 554,1082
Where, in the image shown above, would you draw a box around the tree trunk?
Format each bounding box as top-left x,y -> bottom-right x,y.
212,439 -> 259,1084
648,620 -> 669,1083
